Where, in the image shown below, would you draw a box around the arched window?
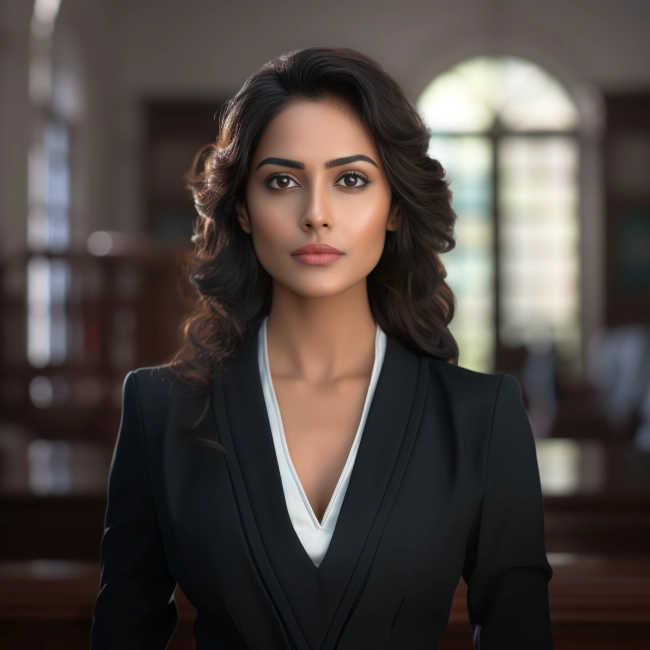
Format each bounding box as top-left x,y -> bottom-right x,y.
417,56 -> 581,374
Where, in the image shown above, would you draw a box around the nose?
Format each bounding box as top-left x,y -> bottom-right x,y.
299,182 -> 333,231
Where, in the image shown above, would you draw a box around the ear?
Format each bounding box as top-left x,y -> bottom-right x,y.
235,199 -> 252,234
386,201 -> 399,232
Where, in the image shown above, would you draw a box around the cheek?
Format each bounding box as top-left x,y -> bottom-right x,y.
248,216 -> 298,279
248,200 -> 293,251
255,218 -> 286,248
344,201 -> 390,251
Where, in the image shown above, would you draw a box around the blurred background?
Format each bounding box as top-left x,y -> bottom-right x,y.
1,0 -> 649,647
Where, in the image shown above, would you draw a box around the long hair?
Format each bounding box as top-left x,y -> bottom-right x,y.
168,46 -> 458,452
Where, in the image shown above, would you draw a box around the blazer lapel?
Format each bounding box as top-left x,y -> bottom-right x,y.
210,320 -> 427,649
318,340 -> 429,649
161,365 -> 298,649
211,356 -> 310,649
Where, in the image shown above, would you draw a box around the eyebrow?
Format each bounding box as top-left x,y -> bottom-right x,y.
254,154 -> 378,172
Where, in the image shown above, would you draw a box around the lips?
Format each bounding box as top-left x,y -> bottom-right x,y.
291,243 -> 344,266
291,243 -> 343,255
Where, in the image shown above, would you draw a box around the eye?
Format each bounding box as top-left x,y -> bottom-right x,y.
266,174 -> 299,190
335,172 -> 371,190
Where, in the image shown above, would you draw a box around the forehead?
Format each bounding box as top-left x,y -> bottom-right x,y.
251,98 -> 377,164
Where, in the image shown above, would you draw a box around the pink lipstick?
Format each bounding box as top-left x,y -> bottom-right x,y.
291,243 -> 344,265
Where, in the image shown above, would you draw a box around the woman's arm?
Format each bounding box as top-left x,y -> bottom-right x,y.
462,374 -> 554,649
90,371 -> 178,649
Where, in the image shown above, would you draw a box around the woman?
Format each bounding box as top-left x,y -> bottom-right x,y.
91,47 -> 553,649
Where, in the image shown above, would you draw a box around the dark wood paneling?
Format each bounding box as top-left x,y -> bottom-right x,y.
143,99 -> 228,241
603,92 -> 650,327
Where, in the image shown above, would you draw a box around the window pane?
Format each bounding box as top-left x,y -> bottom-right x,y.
498,58 -> 579,131
498,136 -> 580,364
417,56 -> 579,133
429,136 -> 494,372
418,60 -> 495,132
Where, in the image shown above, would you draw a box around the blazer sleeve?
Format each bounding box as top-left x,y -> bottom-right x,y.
90,370 -> 178,649
462,374 -> 554,650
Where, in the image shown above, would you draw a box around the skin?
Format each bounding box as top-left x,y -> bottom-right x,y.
235,98 -> 398,524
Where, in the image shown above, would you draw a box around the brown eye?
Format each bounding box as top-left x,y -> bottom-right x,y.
267,174 -> 298,190
336,172 -> 370,190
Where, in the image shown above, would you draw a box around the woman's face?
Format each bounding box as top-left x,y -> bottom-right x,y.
236,98 -> 398,299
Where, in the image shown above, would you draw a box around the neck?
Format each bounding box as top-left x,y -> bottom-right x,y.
265,278 -> 377,383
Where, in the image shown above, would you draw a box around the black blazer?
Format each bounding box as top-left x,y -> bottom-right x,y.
90,322 -> 553,649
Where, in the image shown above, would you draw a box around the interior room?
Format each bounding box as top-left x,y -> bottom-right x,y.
1,0 -> 649,647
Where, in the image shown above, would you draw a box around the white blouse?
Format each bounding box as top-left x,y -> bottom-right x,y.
258,316 -> 387,567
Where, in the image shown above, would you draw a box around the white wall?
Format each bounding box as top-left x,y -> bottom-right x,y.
113,0 -> 650,95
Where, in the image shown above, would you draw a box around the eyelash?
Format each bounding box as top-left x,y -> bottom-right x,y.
266,171 -> 371,192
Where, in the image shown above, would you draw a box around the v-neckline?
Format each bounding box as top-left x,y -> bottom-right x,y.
210,317 -> 429,649
260,315 -> 385,531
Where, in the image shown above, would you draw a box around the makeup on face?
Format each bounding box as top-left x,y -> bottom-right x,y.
255,153 -> 379,172
255,153 -> 380,265
240,99 -> 396,300
291,242 -> 344,265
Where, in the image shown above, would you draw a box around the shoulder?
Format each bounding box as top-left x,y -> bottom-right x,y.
424,357 -> 527,433
424,358 -> 529,467
126,365 -> 211,436
126,365 -> 203,429
127,365 -> 176,406
424,356 -> 512,412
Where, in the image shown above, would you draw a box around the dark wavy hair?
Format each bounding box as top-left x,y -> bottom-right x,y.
168,46 -> 458,451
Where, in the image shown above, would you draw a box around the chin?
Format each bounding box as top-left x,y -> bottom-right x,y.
282,277 -> 362,299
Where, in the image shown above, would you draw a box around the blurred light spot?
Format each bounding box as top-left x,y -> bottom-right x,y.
536,439 -> 581,495
31,0 -> 62,40
28,439 -> 71,495
87,231 -> 114,256
27,256 -> 50,367
30,376 -> 53,408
